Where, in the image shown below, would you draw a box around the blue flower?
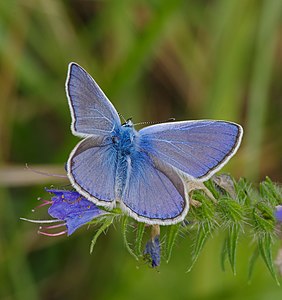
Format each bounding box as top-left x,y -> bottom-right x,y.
144,235 -> 161,268
21,189 -> 107,236
275,205 -> 282,223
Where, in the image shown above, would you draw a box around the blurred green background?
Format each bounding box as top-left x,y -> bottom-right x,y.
0,0 -> 282,299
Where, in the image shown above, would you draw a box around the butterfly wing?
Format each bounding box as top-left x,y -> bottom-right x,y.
120,151 -> 189,225
66,62 -> 121,207
139,120 -> 243,181
66,62 -> 120,137
67,136 -> 117,208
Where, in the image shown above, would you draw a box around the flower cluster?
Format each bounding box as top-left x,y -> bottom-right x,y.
144,236 -> 161,268
22,189 -> 107,236
22,188 -> 161,268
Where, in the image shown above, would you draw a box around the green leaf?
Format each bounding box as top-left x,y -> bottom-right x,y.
187,222 -> 212,272
218,198 -> 244,223
90,216 -> 114,254
253,206 -> 275,232
165,223 -> 181,263
260,177 -> 281,206
227,223 -> 240,275
135,222 -> 146,257
217,197 -> 243,275
187,190 -> 218,272
265,177 -> 282,203
235,177 -> 252,205
221,238 -> 228,272
248,247 -> 259,283
191,190 -> 216,220
121,216 -> 139,261
258,234 -> 280,285
250,200 -> 279,282
204,179 -> 220,199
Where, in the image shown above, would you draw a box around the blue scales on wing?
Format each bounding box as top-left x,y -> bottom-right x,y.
67,137 -> 118,206
139,120 -> 243,181
121,151 -> 189,225
66,62 -> 120,137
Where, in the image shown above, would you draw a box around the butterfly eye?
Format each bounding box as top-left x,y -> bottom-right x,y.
112,136 -> 119,144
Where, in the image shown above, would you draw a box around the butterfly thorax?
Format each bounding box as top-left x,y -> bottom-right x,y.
111,123 -> 138,154
111,123 -> 139,199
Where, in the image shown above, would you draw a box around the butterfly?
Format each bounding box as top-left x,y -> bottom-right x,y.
65,62 -> 243,225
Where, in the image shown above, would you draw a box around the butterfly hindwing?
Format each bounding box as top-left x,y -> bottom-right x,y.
67,136 -> 117,207
139,120 -> 243,181
120,151 -> 189,225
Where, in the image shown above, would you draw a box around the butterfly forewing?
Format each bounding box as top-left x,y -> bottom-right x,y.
66,63 -> 120,137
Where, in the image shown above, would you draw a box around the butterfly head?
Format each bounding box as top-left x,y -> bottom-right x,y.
111,118 -> 138,153
122,118 -> 134,128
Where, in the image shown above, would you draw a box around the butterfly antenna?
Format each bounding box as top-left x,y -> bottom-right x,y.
25,163 -> 68,178
134,118 -> 175,127
118,112 -> 127,123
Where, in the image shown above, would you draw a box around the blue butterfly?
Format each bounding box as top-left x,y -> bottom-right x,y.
65,63 -> 243,225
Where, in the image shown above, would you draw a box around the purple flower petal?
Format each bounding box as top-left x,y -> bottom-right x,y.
46,189 -> 107,235
144,235 -> 161,267
275,205 -> 282,223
